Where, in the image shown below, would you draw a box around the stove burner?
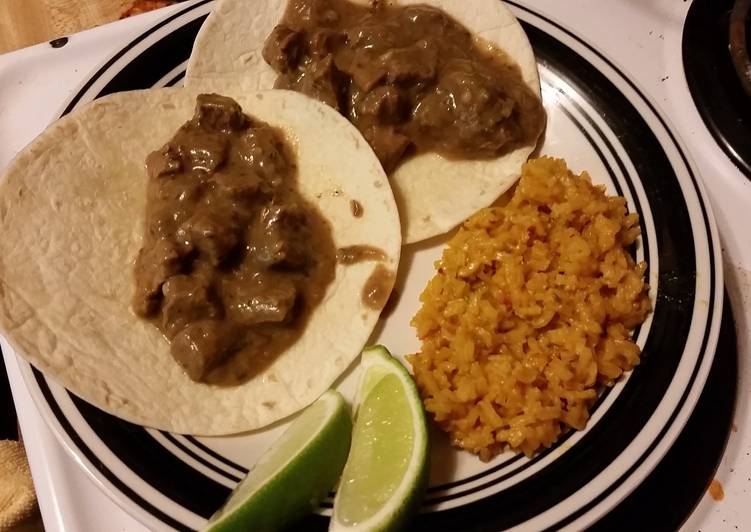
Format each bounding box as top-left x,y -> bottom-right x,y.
730,0 -> 751,97
683,0 -> 751,180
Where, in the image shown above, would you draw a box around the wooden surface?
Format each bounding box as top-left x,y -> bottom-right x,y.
0,0 -> 153,54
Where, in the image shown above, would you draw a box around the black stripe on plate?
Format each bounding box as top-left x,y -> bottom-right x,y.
425,421 -> 579,505
61,0 -> 212,115
542,62 -> 719,532
590,291 -> 736,531
549,223 -> 715,530
93,15 -> 207,98
550,72 -> 652,281
546,279 -> 715,529
32,369 -> 194,532
165,70 -> 187,88
159,431 -> 243,483
506,3 -> 717,530
426,453 -> 523,495
555,93 -> 625,196
68,390 -> 230,519
183,436 -> 249,475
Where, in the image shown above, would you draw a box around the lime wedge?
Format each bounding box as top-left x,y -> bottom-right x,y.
330,345 -> 429,531
206,390 -> 352,532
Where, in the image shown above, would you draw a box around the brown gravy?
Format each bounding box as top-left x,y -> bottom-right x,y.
132,94 -> 336,385
336,244 -> 387,264
263,0 -> 546,173
362,264 -> 395,309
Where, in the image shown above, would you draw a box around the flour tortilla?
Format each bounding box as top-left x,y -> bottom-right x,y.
185,0 -> 543,243
0,86 -> 400,434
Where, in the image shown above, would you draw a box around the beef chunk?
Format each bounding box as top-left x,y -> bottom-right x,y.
213,169 -> 264,201
357,86 -> 407,124
304,55 -> 344,109
277,54 -> 345,110
193,93 -> 247,132
400,5 -> 452,32
181,132 -> 229,174
236,125 -> 290,184
161,275 -> 221,338
170,320 -> 238,381
250,204 -> 310,268
413,59 -> 516,154
132,238 -> 185,317
176,210 -> 240,265
308,27 -> 346,57
263,25 -> 304,72
146,146 -> 182,179
300,0 -> 341,26
380,44 -> 437,84
345,14 -> 401,51
366,126 -> 412,173
335,48 -> 386,92
225,278 -> 298,326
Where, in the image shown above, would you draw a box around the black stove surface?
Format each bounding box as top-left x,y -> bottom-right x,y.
683,0 -> 751,180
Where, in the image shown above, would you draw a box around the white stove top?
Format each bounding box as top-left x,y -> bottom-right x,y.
1,1 -> 749,530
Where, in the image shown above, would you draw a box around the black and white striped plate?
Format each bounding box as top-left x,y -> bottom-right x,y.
15,0 -> 722,530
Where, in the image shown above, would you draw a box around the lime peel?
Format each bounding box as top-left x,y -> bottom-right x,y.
330,345 -> 429,532
206,389 -> 352,532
